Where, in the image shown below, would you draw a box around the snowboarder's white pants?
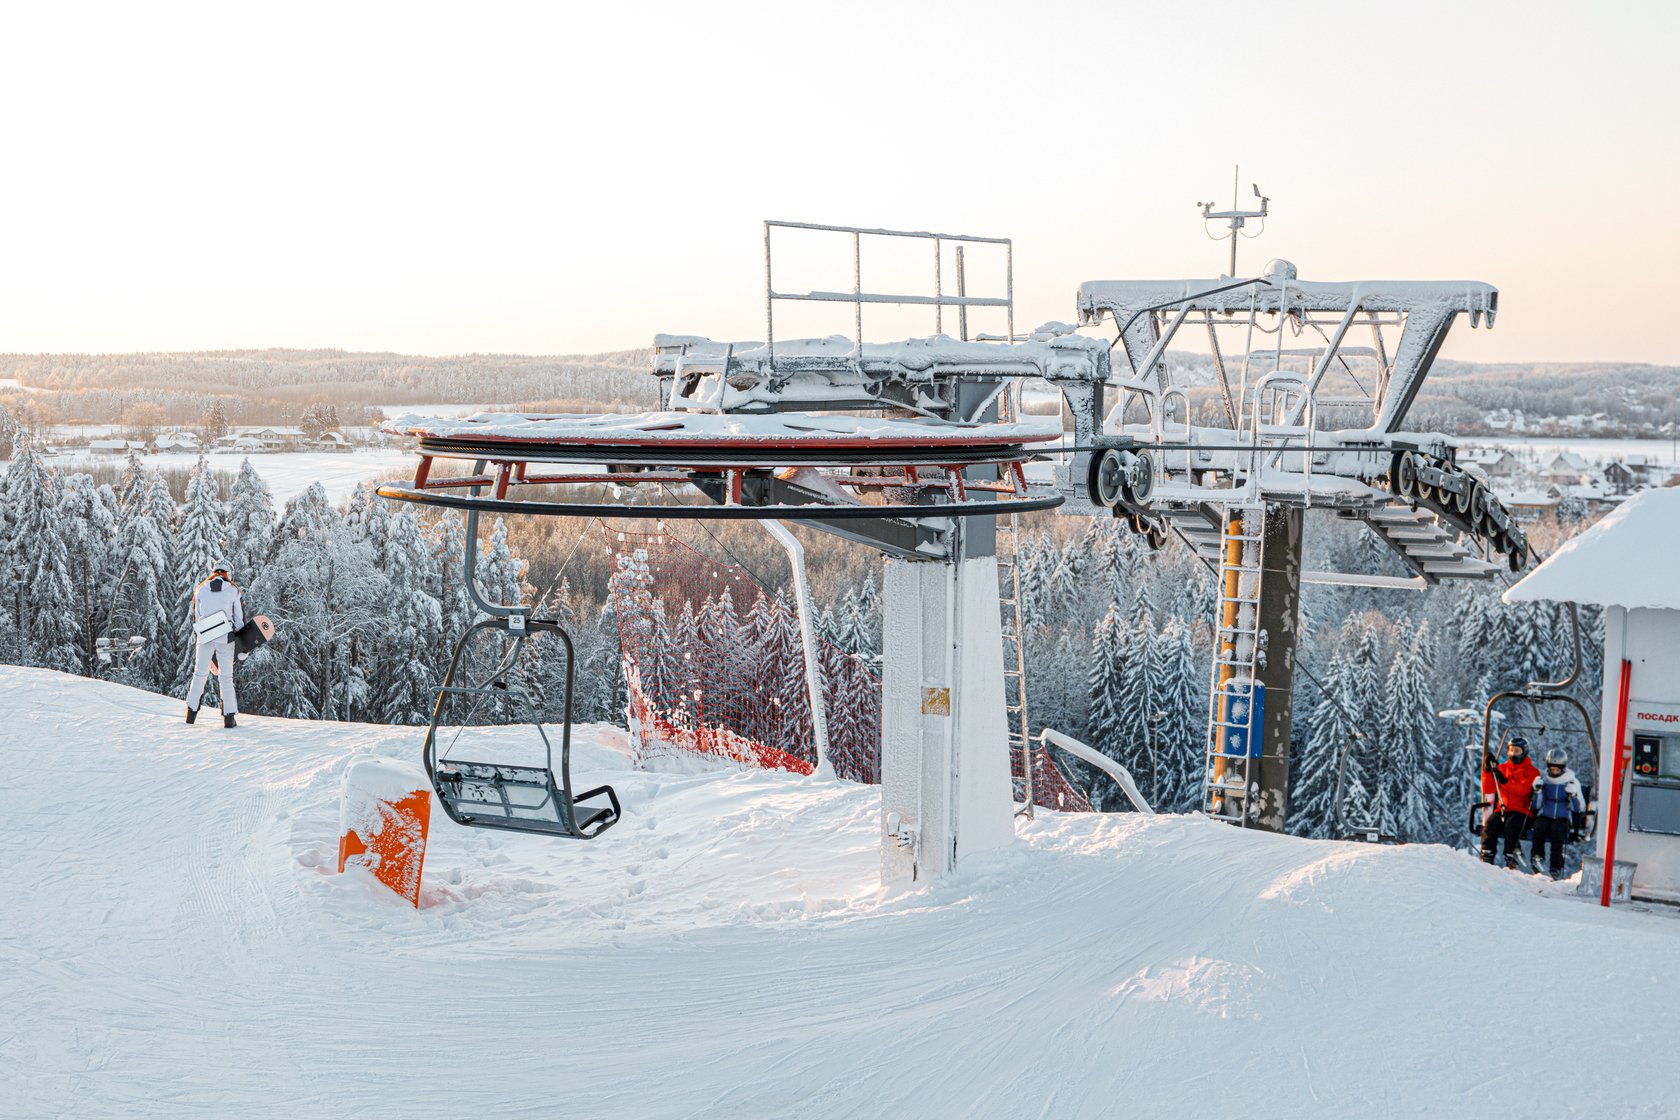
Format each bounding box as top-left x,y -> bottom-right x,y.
187,639 -> 237,715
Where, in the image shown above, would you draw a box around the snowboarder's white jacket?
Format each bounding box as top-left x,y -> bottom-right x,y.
193,576 -> 245,633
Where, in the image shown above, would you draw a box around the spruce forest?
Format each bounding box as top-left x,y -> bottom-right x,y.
0,426 -> 1600,848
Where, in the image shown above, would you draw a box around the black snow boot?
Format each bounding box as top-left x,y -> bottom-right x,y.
186,707 -> 197,725
223,713 -> 237,728
1505,857 -> 1518,870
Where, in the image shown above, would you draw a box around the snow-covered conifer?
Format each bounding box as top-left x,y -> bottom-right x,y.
170,456 -> 229,689
1153,617 -> 1205,813
225,459 -> 277,578
57,474 -> 120,674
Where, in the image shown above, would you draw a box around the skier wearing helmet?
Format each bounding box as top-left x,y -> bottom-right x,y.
1529,747 -> 1585,879
1480,735 -> 1541,868
185,561 -> 244,728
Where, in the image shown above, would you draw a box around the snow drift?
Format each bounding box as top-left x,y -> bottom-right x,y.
5,666 -> 1677,1118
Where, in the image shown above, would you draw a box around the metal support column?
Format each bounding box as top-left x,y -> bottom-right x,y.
1250,505 -> 1304,832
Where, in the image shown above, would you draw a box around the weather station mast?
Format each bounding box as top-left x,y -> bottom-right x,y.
1200,168 -> 1270,277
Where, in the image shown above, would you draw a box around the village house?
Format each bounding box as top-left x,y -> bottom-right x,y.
153,431 -> 201,452
88,439 -> 148,455
1543,451 -> 1592,484
1461,448 -> 1520,479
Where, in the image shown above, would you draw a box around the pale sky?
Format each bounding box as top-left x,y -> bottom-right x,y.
2,0 -> 1676,364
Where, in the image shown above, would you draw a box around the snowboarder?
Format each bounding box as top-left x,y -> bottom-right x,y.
1529,748 -> 1585,879
1480,735 -> 1540,868
185,562 -> 243,728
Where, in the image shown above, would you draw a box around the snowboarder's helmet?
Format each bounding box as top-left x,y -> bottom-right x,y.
209,561 -> 231,577
1545,748 -> 1568,767
1507,735 -> 1528,755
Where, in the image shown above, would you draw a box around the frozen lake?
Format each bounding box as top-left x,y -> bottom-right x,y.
1462,434 -> 1680,467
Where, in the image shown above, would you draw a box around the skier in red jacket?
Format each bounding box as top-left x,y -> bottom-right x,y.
1480,735 -> 1541,868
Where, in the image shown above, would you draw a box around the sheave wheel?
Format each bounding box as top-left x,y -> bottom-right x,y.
1089,449 -> 1125,508
1396,451 -> 1419,499
1452,475 -> 1473,515
1508,538 -> 1528,572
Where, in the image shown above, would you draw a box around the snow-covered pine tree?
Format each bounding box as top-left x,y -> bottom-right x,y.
57,474 -> 120,674
247,484 -> 388,720
171,456 -> 229,691
760,587 -> 813,760
475,518 -> 530,699
428,513 -> 474,684
1017,533 -> 1053,632
1112,611 -> 1157,790
225,459 -> 277,579
368,508 -> 442,725
1085,604 -> 1125,808
1384,621 -> 1439,843
114,447 -> 148,523
110,468 -> 180,691
1153,616 -> 1205,813
1343,618 -> 1387,835
1292,655 -> 1353,838
1,431 -> 81,673
1049,539 -> 1089,625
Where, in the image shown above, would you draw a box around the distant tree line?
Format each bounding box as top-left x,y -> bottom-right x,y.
0,348 -> 661,433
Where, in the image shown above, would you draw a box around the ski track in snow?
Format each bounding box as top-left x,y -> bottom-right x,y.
4,665 -> 1677,1119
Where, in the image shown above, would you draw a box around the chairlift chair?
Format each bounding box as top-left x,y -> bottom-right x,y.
1468,603 -> 1600,844
1471,692 -> 1599,844
424,614 -> 621,840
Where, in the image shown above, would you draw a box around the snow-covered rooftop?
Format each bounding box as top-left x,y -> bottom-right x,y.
1504,487 -> 1680,610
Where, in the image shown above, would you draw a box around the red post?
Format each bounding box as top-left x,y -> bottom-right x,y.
1601,659 -> 1633,907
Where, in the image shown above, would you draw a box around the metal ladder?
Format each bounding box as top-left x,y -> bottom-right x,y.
998,509 -> 1035,818
1203,503 -> 1266,825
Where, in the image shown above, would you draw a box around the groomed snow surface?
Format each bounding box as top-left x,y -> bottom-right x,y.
7,666 -> 1677,1119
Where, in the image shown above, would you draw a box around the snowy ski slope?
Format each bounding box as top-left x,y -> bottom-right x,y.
4,666 -> 1676,1118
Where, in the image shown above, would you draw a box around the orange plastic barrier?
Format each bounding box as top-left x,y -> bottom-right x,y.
337,761 -> 432,908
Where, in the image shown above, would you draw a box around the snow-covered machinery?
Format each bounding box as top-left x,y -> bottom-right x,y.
1052,256 -> 1531,831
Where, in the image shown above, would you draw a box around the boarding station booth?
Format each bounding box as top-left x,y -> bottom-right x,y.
1506,488 -> 1680,902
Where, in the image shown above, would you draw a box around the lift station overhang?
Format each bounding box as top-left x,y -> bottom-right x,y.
1506,487 -> 1680,902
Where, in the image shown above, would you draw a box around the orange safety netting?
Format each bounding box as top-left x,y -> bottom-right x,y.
1014,747 -> 1094,814
604,525 -> 879,783
603,523 -> 1088,813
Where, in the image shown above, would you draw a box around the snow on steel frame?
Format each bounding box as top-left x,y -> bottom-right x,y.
376,409 -> 1069,521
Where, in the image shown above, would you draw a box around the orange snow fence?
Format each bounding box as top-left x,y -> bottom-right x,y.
337,758 -> 432,908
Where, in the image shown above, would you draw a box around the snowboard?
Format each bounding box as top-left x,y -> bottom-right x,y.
212,616 -> 276,677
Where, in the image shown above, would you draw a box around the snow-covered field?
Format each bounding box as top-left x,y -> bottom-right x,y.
6,665 -> 1678,1119
40,449 -> 415,505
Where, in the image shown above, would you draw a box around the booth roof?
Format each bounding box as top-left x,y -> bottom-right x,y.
1504,487 -> 1680,611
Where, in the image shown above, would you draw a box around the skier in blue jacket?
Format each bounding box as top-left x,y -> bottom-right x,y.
1529,748 -> 1585,878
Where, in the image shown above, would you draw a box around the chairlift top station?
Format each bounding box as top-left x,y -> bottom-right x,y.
381,193 -> 1532,883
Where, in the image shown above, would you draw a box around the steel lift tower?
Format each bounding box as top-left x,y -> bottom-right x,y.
1040,188 -> 1527,832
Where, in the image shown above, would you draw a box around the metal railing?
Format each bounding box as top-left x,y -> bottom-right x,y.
763,221 -> 1014,363
1039,728 -> 1154,815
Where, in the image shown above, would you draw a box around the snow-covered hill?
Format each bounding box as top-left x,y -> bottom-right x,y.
5,666 -> 1675,1118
